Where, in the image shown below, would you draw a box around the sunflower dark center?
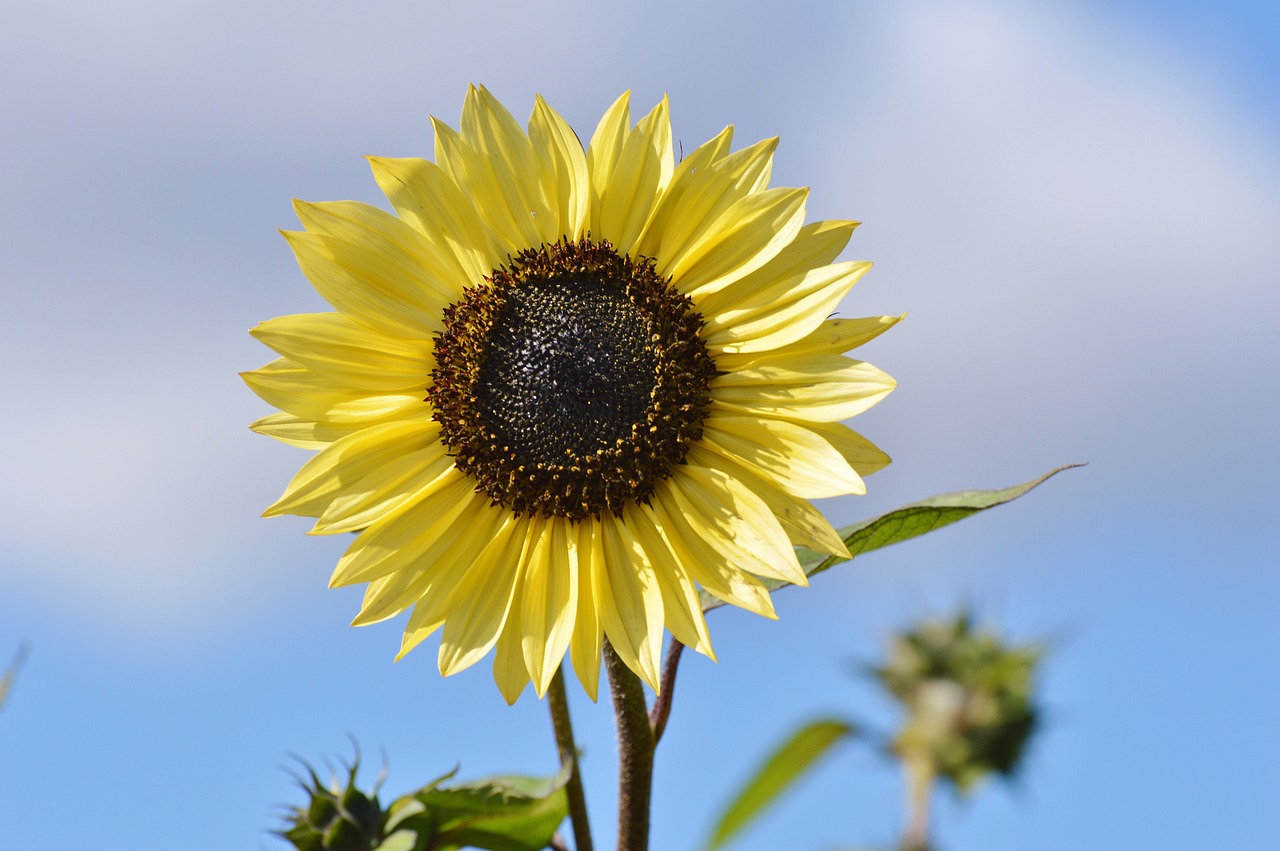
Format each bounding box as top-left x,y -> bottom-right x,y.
476,273 -> 657,466
428,239 -> 716,520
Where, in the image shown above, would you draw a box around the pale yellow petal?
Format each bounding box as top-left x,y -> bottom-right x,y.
714,316 -> 903,371
669,187 -> 808,295
625,503 -> 715,661
261,419 -> 439,518
460,84 -> 557,247
242,358 -> 424,424
647,489 -> 777,619
711,355 -> 896,422
686,444 -> 849,558
663,465 -> 806,586
250,313 -> 431,393
310,443 -> 455,534
529,95 -> 589,241
598,517 -> 663,690
790,420 -> 893,478
328,468 -> 474,588
281,230 -> 442,340
366,155 -> 499,282
585,91 -> 631,225
639,138 -> 780,275
493,556 -> 532,705
521,518 -> 579,697
693,220 -> 858,320
569,520 -> 605,701
396,600 -> 446,662
701,414 -> 865,498
351,492 -> 503,625
250,412 -> 378,449
430,115 -> 528,259
435,513 -> 530,672
594,95 -> 672,254
293,200 -> 463,306
703,261 -> 872,354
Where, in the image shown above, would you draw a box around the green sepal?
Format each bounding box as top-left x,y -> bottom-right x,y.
383,764 -> 571,851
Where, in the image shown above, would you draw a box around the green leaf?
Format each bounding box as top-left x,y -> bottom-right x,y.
705,718 -> 856,850
385,765 -> 570,851
702,465 -> 1083,612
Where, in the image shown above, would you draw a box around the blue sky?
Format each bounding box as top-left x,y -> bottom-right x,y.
1,1 -> 1277,849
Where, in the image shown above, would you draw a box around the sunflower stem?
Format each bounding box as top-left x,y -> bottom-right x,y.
548,667 -> 594,851
901,755 -> 936,851
604,641 -> 654,851
648,640 -> 684,744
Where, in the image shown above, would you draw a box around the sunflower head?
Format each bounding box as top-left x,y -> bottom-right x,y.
244,86 -> 898,703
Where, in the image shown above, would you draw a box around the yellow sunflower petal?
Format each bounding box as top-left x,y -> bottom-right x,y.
493,554 -> 532,705
242,358 -> 424,424
692,219 -> 858,319
593,95 -> 673,255
435,513 -> 530,672
668,187 -> 809,295
714,315 -> 903,372
529,95 -> 589,241
791,419 -> 893,478
459,84 -> 558,248
430,115 -> 528,260
598,517 -> 664,691
521,518 -> 579,697
310,443 -> 454,535
646,490 -> 777,619
686,444 -> 850,558
366,155 -> 498,282
711,355 -> 896,422
663,465 -> 807,586
250,313 -> 431,392
281,230 -> 442,340
638,136 -> 777,267
701,414 -> 865,498
328,468 -> 474,589
249,412 -> 372,449
261,419 -> 439,518
396,600 -> 447,662
293,200 -> 463,306
351,492 -> 503,625
586,91 -> 631,225
703,260 -> 873,354
626,503 -> 716,661
569,520 -> 605,701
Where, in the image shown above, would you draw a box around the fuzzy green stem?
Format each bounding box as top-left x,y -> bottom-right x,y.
548,667 -> 594,851
604,641 -> 654,851
648,640 -> 683,744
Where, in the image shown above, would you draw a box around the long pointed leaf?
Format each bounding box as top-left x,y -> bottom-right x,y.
702,465 -> 1083,612
706,719 -> 856,850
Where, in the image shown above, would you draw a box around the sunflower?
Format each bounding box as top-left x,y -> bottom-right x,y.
244,86 -> 898,704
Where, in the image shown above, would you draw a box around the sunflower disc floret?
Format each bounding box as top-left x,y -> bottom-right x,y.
244,85 -> 899,703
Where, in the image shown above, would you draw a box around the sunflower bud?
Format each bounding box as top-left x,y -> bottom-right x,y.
278,753 -> 385,851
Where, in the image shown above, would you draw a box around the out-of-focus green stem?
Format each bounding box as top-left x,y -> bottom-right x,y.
901,754 -> 935,851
